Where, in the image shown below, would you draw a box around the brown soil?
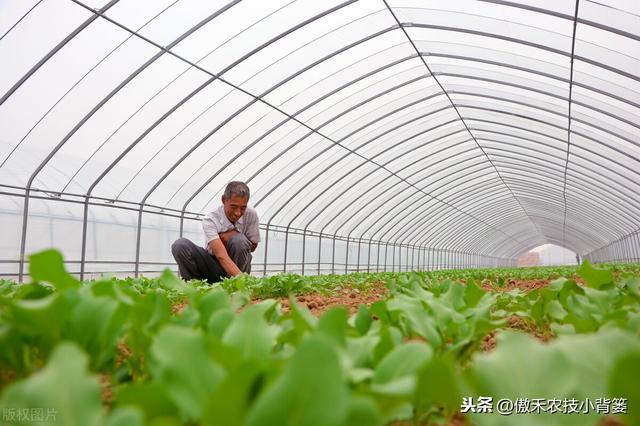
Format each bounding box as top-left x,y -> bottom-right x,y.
599,416 -> 627,426
115,339 -> 133,368
170,282 -> 388,318
171,277 -> 586,319
479,276 -> 586,292
481,314 -> 555,352
393,412 -> 625,426
447,412 -> 467,426
172,298 -> 188,315
99,372 -> 113,406
390,411 -> 467,426
481,332 -> 498,352
272,282 -> 388,317
0,369 -> 16,391
477,277 -> 581,351
480,278 -> 548,292
507,315 -> 555,342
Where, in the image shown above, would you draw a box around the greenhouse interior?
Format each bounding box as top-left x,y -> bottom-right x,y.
1,0 -> 640,425
2,0 -> 639,280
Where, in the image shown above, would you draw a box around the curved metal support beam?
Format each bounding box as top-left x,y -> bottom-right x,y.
318,151 -> 624,256
0,0 -> 120,107
406,23 -> 640,83
436,213 -> 540,256
231,78 -> 640,256
389,182 -> 523,248
351,166 -> 521,255
466,117 -> 640,184
307,125 -> 637,256
326,155 -> 494,238
475,0 -> 640,42
277,119 -> 464,231
490,159 -> 640,227
188,35 -> 640,215
423,51 -> 640,112
452,91 -> 639,148
383,0 -> 543,252
329,168 -> 515,255
316,148 -> 485,244
387,156 -> 629,254
18,0 -> 239,280
407,182 -> 613,256
348,144 -> 628,256
258,110 -> 460,264
403,197 -> 538,255
262,91 -> 612,241
487,160 -> 640,226
483,146 -> 640,216
219,95 -> 448,212
457,102 -> 639,155
86,1 -> 370,203
136,10 -> 394,208
184,51 -> 639,217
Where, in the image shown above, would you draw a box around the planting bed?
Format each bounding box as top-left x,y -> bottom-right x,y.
0,250 -> 639,426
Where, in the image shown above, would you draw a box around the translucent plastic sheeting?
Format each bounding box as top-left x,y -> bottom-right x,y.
0,194 -> 23,261
1,0 -> 639,277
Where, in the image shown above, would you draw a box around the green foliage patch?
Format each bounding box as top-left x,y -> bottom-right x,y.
0,250 -> 638,425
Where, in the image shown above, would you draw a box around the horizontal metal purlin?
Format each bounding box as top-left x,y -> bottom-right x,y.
1,187 -> 482,256
65,1 -> 526,258
3,164 -> 632,259
384,1 -> 541,254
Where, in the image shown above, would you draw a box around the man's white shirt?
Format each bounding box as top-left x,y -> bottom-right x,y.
202,206 -> 260,254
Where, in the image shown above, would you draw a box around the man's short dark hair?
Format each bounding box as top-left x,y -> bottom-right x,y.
224,181 -> 250,200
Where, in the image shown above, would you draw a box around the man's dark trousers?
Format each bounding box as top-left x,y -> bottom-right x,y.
171,234 -> 252,283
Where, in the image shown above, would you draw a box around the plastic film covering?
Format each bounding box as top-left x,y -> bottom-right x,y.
0,0 -> 638,278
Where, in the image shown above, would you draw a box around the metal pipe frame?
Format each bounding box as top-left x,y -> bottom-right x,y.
201,55 -> 640,220
383,0 -> 545,254
17,0 -> 242,280
4,0 -> 639,278
242,79 -> 636,260
318,126 -> 636,260
151,32 -> 640,235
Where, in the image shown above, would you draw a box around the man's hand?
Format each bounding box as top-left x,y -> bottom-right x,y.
208,238 -> 241,276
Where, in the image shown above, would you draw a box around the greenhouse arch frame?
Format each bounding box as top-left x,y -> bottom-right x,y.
1,0 -> 639,280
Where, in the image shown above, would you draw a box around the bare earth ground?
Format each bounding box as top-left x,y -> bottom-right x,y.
479,278 -> 560,351
273,281 -> 389,316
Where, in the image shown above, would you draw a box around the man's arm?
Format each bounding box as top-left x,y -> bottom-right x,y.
221,227 -> 257,252
246,209 -> 260,253
208,237 -> 242,276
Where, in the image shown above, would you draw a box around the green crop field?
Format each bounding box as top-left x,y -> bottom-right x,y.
1,250 -> 639,426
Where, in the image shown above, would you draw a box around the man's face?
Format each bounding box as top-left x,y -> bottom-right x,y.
222,194 -> 248,223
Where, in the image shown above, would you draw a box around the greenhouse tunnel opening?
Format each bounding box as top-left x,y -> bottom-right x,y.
516,244 -> 580,267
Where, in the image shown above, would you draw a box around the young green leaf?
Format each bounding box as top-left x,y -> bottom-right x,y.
28,249 -> 80,291
246,336 -> 349,426
149,326 -> 225,421
222,302 -> 279,359
354,304 -> 373,336
373,342 -> 433,384
578,259 -> 613,289
0,343 -> 104,426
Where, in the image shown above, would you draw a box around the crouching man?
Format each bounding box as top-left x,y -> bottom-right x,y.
171,181 -> 259,283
